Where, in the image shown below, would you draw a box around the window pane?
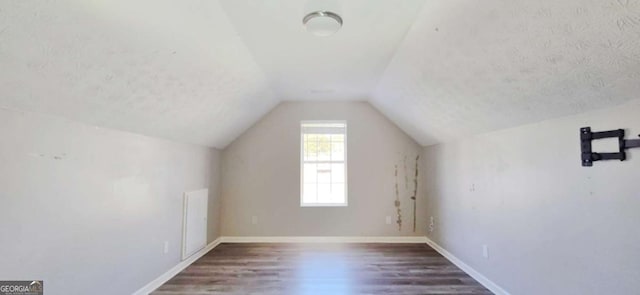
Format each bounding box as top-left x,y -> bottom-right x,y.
317,171 -> 331,184
331,163 -> 345,183
303,183 -> 317,204
303,163 -> 317,183
301,121 -> 347,206
306,134 -> 318,142
317,134 -> 331,161
317,183 -> 331,203
304,136 -> 317,161
316,163 -> 331,183
330,183 -> 345,203
316,183 -> 345,204
331,141 -> 344,161
303,137 -> 309,161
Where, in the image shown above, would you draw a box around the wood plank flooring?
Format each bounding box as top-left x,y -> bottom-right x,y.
152,243 -> 492,295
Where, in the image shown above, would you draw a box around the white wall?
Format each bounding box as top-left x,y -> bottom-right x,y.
422,100 -> 640,295
221,101 -> 425,236
0,107 -> 222,295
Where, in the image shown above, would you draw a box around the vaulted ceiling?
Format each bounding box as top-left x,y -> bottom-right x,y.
0,0 -> 278,148
1,0 -> 639,148
372,0 -> 640,145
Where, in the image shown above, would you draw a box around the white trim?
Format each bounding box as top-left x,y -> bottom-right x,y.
181,189 -> 209,261
425,236 -> 511,295
132,238 -> 222,295
219,236 -> 428,243
300,203 -> 348,207
300,120 -> 348,207
133,236 -> 509,295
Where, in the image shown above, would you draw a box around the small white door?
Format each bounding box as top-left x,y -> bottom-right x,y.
182,189 -> 208,260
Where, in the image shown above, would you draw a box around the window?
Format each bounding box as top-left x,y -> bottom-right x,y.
301,121 -> 347,207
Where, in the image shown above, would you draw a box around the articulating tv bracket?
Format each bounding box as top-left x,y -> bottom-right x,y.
580,127 -> 640,167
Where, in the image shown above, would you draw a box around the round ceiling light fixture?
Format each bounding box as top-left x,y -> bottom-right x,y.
303,11 -> 343,37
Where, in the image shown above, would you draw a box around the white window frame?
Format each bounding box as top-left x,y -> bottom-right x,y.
300,120 -> 348,207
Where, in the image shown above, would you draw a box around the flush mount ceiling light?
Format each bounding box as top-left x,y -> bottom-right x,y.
303,11 -> 343,37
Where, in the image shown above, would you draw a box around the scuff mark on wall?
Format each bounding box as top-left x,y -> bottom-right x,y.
27,152 -> 68,160
411,155 -> 419,232
403,155 -> 409,191
394,164 -> 402,231
394,154 -> 420,232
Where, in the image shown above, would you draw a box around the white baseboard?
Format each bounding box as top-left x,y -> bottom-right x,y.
133,236 -> 508,295
425,236 -> 511,295
132,237 -> 222,295
220,236 -> 428,243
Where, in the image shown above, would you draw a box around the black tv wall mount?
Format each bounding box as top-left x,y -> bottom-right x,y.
580,127 -> 640,167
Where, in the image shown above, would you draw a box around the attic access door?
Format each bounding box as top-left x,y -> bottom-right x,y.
182,189 -> 208,260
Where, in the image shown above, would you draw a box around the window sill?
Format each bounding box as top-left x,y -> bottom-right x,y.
300,203 -> 348,207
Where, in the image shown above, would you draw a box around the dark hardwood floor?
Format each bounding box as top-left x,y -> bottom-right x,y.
152,243 -> 492,295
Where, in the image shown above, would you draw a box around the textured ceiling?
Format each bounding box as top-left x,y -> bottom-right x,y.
0,0 -> 278,148
372,0 -> 640,145
2,0 -> 640,148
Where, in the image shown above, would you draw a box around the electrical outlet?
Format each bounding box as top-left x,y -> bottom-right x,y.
251,216 -> 258,225
163,241 -> 169,254
482,244 -> 489,259
385,216 -> 392,225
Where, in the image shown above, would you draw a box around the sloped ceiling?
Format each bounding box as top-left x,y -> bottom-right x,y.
219,0 -> 425,101
372,0 -> 640,145
0,0 -> 278,149
2,0 -> 640,148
